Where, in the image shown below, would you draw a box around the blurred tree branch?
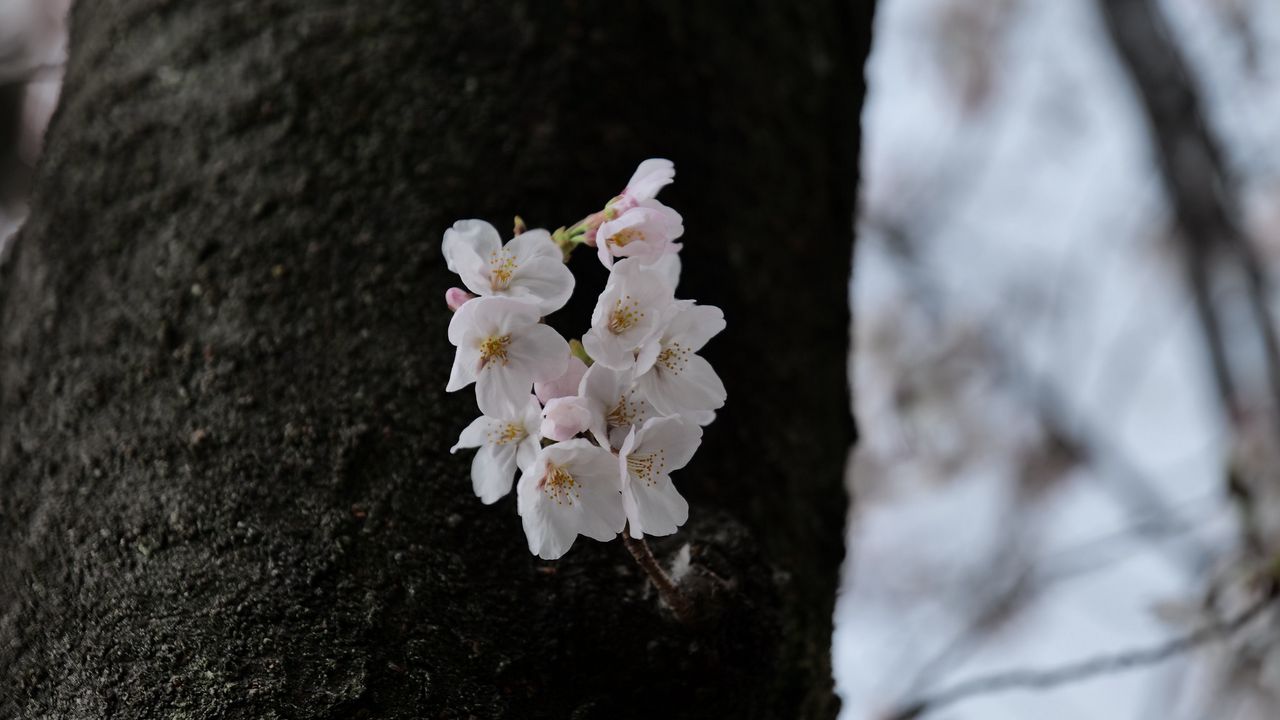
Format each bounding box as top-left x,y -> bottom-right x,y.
1100,0 -> 1280,430
885,585 -> 1276,720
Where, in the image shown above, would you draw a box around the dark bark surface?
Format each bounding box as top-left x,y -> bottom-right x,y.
0,2 -> 873,718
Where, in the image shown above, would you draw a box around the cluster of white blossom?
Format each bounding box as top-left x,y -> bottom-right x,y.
443,160 -> 726,560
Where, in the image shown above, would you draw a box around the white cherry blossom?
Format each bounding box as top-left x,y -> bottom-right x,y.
450,395 -> 542,504
517,439 -> 625,560
578,363 -> 655,450
596,200 -> 684,268
582,259 -> 675,372
447,296 -> 568,417
636,301 -> 726,419
619,416 -> 702,538
443,219 -> 574,315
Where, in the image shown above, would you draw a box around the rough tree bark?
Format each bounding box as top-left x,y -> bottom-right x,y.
0,2 -> 874,718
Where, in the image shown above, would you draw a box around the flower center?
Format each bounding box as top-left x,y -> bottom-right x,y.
488,250 -> 518,291
479,334 -> 512,369
607,390 -> 644,433
608,228 -> 645,248
608,295 -> 645,335
656,342 -> 689,374
626,450 -> 666,487
489,422 -> 525,446
539,462 -> 581,505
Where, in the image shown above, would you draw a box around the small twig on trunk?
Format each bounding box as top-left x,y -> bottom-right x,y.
621,529 -> 694,624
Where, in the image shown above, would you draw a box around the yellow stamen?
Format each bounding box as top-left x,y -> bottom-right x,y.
608,228 -> 645,248
626,450 -> 667,487
479,334 -> 512,369
540,462 -> 581,505
608,295 -> 645,335
489,250 -> 518,291
487,422 -> 525,446
656,342 -> 689,374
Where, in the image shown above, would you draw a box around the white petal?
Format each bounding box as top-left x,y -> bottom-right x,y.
509,323 -> 569,382
623,476 -> 689,539
518,474 -> 580,560
640,353 -> 726,416
472,442 -> 518,504
517,436 -> 540,475
635,416 -> 702,472
650,251 -> 682,290
506,256 -> 574,315
517,446 -> 583,559
446,344 -> 480,392
625,158 -> 675,201
568,446 -> 626,541
581,327 -> 636,372
666,303 -> 725,352
443,220 -> 501,296
504,228 -> 562,263
450,415 -> 491,452
476,365 -> 531,418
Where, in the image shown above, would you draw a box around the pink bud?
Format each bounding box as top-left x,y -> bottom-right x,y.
445,287 -> 476,312
541,396 -> 592,442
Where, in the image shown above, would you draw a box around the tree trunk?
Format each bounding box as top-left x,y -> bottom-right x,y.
0,2 -> 874,718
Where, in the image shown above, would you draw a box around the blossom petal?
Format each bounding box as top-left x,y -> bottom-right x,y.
446,344 -> 479,392
507,256 -> 574,315
535,355 -> 588,404
667,303 -> 725,352
443,220 -> 501,296
504,228 -> 562,263
624,158 -> 675,201
640,352 -> 726,416
508,323 -> 569,383
476,364 -> 531,418
450,415 -> 491,452
636,416 -> 702,472
472,442 -> 518,504
623,477 -> 689,539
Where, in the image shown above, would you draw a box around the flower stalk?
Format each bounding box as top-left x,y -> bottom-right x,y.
621,529 -> 694,624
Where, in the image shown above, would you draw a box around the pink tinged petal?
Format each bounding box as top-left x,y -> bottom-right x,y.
535,355 -> 588,404
640,353 -> 726,416
508,324 -> 569,383
472,442 -> 518,504
445,287 -> 476,312
596,237 -> 615,269
624,158 -> 676,202
540,396 -> 592,442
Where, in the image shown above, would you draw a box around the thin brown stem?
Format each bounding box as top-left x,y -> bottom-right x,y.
621,530 -> 694,624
